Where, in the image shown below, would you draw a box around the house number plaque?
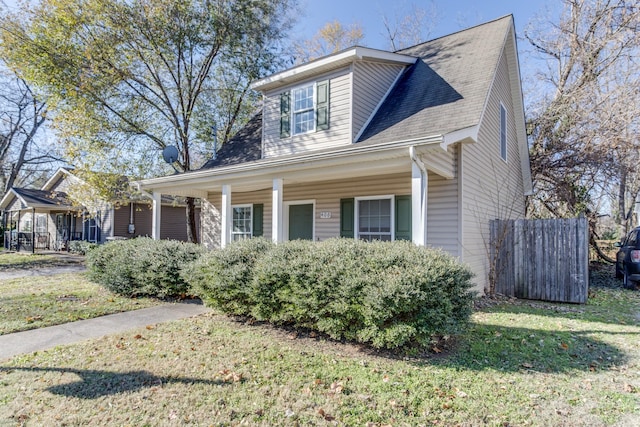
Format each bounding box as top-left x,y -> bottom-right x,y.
319,211 -> 332,219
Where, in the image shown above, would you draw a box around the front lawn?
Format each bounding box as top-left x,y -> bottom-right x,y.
1,270 -> 638,425
0,251 -> 83,270
0,273 -> 162,335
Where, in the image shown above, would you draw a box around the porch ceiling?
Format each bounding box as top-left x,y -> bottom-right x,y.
137,140 -> 453,198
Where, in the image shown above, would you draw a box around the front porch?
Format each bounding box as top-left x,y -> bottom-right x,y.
137,142 -> 460,257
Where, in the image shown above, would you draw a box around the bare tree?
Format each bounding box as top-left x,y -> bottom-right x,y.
292,20 -> 364,63
381,2 -> 439,51
525,0 -> 640,260
0,69 -> 56,196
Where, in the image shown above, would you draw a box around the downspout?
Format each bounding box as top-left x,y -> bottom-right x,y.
32,208 -> 35,254
409,146 -> 428,246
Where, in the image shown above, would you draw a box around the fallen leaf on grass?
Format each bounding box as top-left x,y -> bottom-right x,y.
560,342 -> 569,350
317,408 -> 335,421
328,381 -> 343,395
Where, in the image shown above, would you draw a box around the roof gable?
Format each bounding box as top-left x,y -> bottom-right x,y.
358,15 -> 513,144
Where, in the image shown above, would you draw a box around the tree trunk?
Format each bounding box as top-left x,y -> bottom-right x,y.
186,197 -> 198,244
618,167 -> 628,236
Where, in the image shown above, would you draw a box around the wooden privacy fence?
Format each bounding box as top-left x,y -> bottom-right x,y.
490,217 -> 589,304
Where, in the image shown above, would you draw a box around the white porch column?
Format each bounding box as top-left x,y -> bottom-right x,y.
411,159 -> 428,246
221,184 -> 232,248
151,191 -> 162,240
272,178 -> 283,242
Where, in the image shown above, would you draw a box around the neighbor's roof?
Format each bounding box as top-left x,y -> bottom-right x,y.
0,187 -> 72,210
357,15 -> 512,144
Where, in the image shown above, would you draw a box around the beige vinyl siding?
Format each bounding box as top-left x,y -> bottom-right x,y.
5,197 -> 22,211
461,50 -> 526,290
427,147 -> 459,256
352,62 -> 405,141
263,68 -> 352,158
48,175 -> 73,193
201,172 -> 460,259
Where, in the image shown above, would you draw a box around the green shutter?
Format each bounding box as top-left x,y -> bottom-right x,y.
316,80 -> 329,131
395,195 -> 412,241
340,198 -> 354,238
252,204 -> 263,237
280,92 -> 290,138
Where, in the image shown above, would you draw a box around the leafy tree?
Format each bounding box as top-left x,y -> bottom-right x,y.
525,0 -> 640,259
0,0 -> 297,242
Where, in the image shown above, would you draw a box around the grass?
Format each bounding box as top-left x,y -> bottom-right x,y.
1,264 -> 639,426
0,273 -> 162,335
0,251 -> 82,270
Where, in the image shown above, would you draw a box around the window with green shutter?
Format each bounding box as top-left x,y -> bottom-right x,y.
280,92 -> 290,138
316,80 -> 329,131
340,198 -> 354,238
344,195 -> 412,241
394,195 -> 412,241
279,80 -> 330,139
252,204 -> 264,237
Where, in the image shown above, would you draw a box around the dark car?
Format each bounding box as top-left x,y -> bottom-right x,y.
615,227 -> 640,289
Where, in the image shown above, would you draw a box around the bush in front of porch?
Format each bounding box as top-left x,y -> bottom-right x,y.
86,237 -> 205,298
186,238 -> 475,350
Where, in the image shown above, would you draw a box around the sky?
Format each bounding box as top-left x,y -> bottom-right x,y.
292,0 -> 561,50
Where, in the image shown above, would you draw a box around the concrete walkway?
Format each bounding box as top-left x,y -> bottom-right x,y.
0,302 -> 211,361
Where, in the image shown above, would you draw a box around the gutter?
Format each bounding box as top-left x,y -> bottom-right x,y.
137,135 -> 444,189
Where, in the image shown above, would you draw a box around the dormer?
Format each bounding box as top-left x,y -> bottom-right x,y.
251,47 -> 417,159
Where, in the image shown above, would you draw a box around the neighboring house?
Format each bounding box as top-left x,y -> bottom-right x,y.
1,167 -> 200,252
136,16 -> 533,292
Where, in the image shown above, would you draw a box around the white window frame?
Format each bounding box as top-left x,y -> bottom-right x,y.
292,82 -> 316,136
35,214 -> 47,233
354,195 -> 395,242
231,204 -> 253,241
500,103 -> 507,162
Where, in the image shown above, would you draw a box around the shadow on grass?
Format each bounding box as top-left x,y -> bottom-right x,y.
0,366 -> 225,399
425,321 -> 636,374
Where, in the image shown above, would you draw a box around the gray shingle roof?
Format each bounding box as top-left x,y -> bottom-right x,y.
357,16 -> 511,144
200,111 -> 262,169
12,187 -> 71,207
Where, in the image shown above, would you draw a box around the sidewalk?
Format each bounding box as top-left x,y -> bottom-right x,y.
0,302 -> 211,361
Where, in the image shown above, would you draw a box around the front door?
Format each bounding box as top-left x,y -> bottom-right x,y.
288,204 -> 313,240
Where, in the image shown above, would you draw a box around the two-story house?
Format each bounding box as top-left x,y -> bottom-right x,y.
136,16 -> 533,292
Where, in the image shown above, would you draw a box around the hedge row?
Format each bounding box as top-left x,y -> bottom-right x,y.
184,238 -> 475,349
86,237 -> 205,298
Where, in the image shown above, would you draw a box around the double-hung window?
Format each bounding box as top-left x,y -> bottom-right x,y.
279,80 -> 329,138
293,84 -> 315,135
231,205 -> 252,241
356,196 -> 393,241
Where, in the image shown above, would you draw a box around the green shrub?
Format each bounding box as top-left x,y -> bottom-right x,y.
67,240 -> 98,255
188,238 -> 475,350
183,237 -> 274,314
87,237 -> 205,298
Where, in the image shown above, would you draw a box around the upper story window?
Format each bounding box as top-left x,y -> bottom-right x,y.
280,80 -> 330,138
500,103 -> 507,161
293,85 -> 315,135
